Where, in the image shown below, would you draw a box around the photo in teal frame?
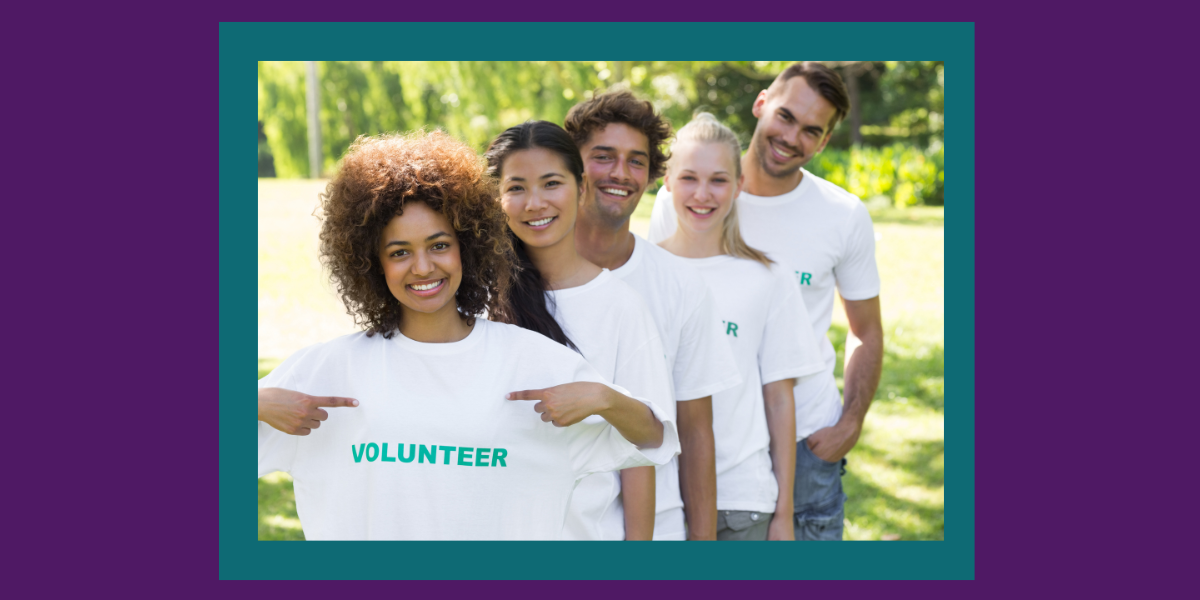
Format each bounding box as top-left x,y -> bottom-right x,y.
222,22 -> 973,579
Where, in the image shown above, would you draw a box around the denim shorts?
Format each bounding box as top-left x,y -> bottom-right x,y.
794,437 -> 848,540
715,510 -> 773,541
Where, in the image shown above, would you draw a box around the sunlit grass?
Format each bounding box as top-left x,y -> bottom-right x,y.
836,208 -> 944,540
258,179 -> 944,541
258,472 -> 305,541
258,358 -> 282,381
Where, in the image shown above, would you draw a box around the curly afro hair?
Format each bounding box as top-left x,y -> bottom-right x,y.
318,130 -> 516,338
564,90 -> 673,181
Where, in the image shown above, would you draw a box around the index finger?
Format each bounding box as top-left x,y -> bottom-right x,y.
313,396 -> 359,408
506,389 -> 546,401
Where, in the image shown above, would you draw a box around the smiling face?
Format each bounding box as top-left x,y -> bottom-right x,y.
498,147 -> 584,250
666,141 -> 742,237
750,76 -> 838,179
377,201 -> 463,319
579,122 -> 650,228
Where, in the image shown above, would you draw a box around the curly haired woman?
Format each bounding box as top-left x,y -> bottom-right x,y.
256,130 -> 678,540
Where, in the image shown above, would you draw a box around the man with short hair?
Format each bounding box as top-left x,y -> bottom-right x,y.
566,90 -> 741,541
650,62 -> 884,540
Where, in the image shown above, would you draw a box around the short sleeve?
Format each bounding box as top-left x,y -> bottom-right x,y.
647,190 -> 678,244
759,267 -> 826,385
611,304 -> 676,419
834,201 -> 881,301
672,286 -> 742,401
257,355 -> 302,477
563,357 -> 680,479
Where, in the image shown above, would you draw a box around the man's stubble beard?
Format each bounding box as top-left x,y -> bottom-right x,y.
752,129 -> 805,180
581,190 -> 638,232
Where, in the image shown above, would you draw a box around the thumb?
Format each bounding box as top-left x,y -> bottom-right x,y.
313,396 -> 359,408
506,389 -> 547,401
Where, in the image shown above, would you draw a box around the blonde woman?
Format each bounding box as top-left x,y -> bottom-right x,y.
658,113 -> 824,540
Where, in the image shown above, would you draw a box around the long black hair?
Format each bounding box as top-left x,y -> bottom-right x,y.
485,121 -> 584,353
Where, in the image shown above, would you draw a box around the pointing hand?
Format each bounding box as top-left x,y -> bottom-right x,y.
258,387 -> 359,436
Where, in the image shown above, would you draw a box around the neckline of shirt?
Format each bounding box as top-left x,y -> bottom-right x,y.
739,168 -> 814,207
609,233 -> 646,279
677,254 -> 737,267
546,269 -> 612,300
388,316 -> 488,355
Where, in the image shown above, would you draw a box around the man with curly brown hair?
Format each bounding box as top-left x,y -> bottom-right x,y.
256,131 -> 680,540
565,91 -> 741,541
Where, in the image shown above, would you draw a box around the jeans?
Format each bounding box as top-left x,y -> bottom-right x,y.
793,437 -> 847,540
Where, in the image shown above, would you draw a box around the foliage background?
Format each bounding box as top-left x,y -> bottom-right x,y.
256,60 -> 946,541
258,61 -> 943,206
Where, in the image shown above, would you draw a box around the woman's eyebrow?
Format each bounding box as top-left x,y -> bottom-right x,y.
384,231 -> 450,248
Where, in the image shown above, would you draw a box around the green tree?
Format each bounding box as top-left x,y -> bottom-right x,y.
258,61 -> 945,204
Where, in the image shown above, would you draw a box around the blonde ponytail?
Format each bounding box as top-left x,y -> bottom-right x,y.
671,113 -> 773,267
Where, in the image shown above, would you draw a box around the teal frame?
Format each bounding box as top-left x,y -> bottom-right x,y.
222,22 -> 973,579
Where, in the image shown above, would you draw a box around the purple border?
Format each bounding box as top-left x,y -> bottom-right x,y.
36,0 -> 1139,594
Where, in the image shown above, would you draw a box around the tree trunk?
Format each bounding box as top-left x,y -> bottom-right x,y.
305,61 -> 323,179
613,61 -> 627,85
846,66 -> 862,146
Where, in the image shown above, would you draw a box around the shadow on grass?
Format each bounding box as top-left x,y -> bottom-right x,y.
826,322 -> 945,540
258,475 -> 304,541
843,437 -> 945,540
829,324 -> 945,412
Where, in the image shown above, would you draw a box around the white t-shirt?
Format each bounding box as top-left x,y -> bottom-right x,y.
650,169 -> 881,439
680,255 -> 825,513
546,269 -> 676,541
257,318 -> 679,541
610,234 -> 742,540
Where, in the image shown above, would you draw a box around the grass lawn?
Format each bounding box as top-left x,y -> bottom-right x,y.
257,180 -> 945,541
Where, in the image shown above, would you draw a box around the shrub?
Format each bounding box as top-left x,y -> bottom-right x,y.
808,143 -> 944,207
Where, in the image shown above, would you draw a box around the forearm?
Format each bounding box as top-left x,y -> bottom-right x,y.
597,389 -> 664,449
677,397 -> 717,540
840,329 -> 883,427
619,466 -> 656,540
257,387 -> 272,421
763,381 -> 797,516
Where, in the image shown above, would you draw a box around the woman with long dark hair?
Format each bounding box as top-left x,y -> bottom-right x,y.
486,121 -> 675,540
256,130 -> 677,540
